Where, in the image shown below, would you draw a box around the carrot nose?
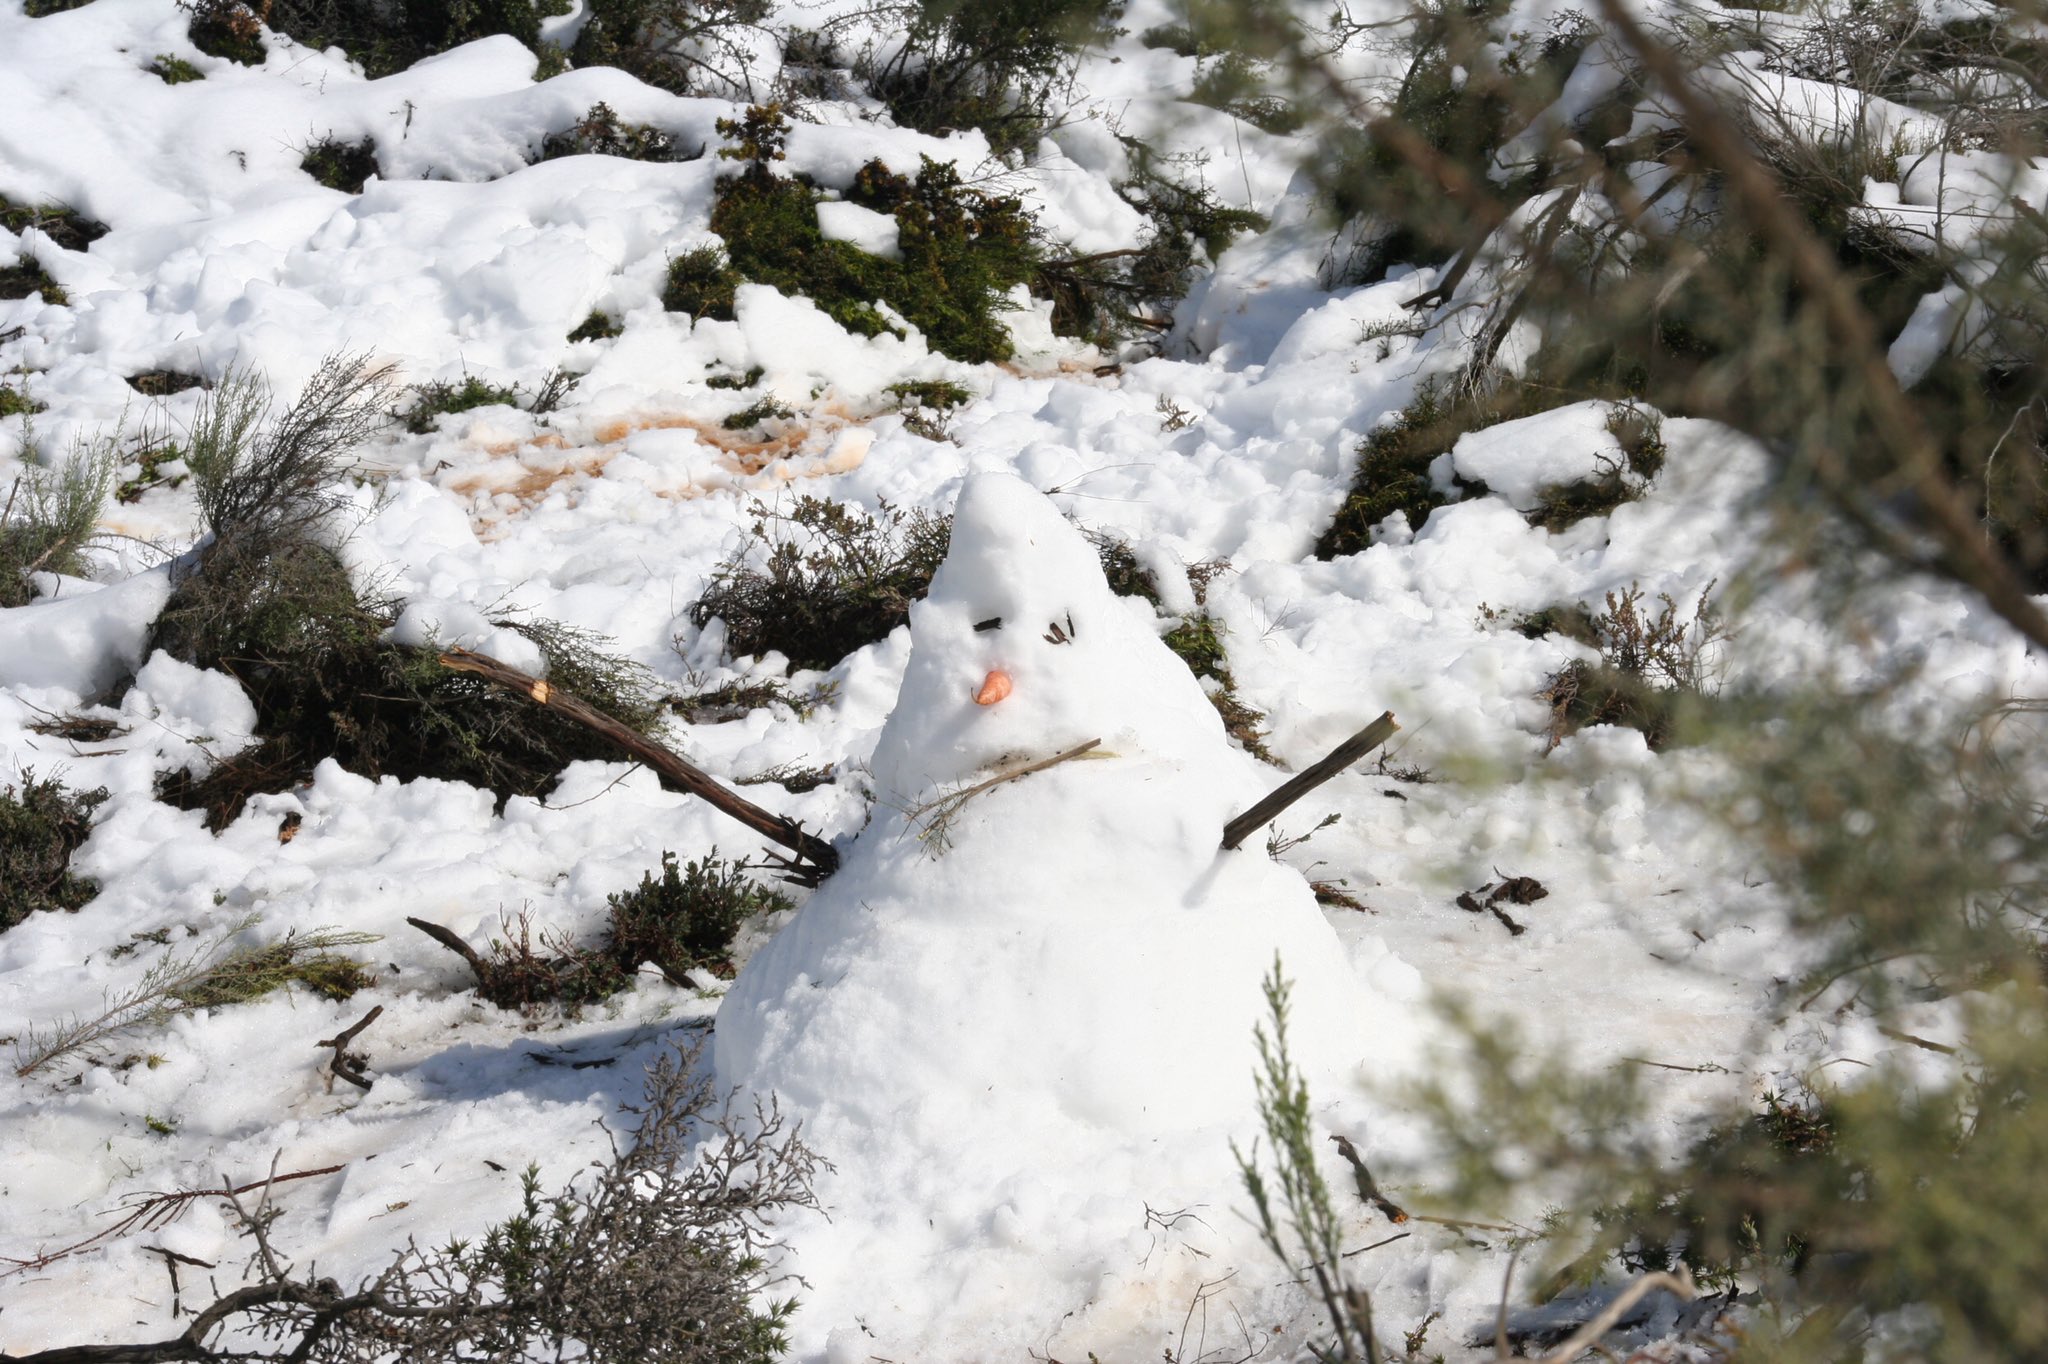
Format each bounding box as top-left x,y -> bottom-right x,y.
974,669 -> 1013,706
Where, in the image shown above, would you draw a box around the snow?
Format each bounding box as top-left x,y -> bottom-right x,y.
0,0 -> 2039,1358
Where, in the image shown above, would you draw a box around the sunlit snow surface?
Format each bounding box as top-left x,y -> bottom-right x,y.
1,0 -> 2043,1358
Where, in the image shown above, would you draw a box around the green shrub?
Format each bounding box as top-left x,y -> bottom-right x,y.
1314,380 -> 1464,556
568,310 -> 623,341
148,53 -> 205,82
149,358 -> 657,826
260,0 -> 570,79
2,429 -> 118,606
861,0 -> 1122,157
569,0 -> 768,95
663,244 -> 741,321
680,108 -> 1042,364
300,135 -> 378,192
400,369 -> 577,433
0,773 -> 108,932
472,852 -> 788,1010
181,0 -> 267,65
690,495 -> 952,672
1538,583 -> 1725,750
720,395 -> 794,430
1163,611 -> 1274,761
1525,403 -> 1668,532
0,380 -> 42,419
539,102 -> 691,162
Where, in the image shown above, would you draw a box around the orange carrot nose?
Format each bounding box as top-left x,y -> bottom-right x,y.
974,669 -> 1013,706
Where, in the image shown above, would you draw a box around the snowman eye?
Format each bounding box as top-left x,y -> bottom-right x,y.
974,617 -> 1003,632
1043,616 -> 1075,645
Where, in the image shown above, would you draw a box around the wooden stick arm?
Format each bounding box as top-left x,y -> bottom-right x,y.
436,647 -> 839,884
1222,711 -> 1400,851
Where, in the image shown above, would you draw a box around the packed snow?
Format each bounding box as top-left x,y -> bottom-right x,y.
1,0 -> 2041,1359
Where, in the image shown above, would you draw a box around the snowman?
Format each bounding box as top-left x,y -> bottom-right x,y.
714,472 -> 1423,1361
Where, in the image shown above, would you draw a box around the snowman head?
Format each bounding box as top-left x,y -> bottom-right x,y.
866,473 -> 1225,800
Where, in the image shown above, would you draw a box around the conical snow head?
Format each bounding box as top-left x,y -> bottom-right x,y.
866,474 -> 1224,798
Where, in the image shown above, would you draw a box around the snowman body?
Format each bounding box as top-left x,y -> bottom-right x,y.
714,474 -> 1413,1359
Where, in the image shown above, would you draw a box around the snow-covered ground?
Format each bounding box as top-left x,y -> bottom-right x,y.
2,0 -> 2040,1358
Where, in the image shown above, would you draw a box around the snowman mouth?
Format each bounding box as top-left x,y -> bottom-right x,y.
974,669 -> 1012,706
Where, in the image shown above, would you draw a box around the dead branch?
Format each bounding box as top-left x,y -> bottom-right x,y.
404,916 -> 490,986
1222,712 -> 1400,851
905,739 -> 1104,849
314,1004 -> 382,1091
435,646 -> 837,884
1330,1134 -> 1409,1224
1,1166 -> 344,1279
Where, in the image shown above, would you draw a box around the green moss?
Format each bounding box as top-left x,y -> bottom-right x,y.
300,136 -> 378,193
149,53 -> 205,83
0,773 -> 108,932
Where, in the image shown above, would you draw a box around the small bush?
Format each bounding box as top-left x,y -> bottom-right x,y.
690,495 -> 952,672
1162,611 -> 1274,762
23,0 -> 96,14
691,495 -> 1170,671
2,429 -> 118,606
1526,402 -> 1669,532
0,773 -> 108,932
0,380 -> 43,419
568,310 -> 623,342
663,244 -> 740,321
182,0 -> 267,65
539,102 -> 691,162
300,134 -> 378,193
261,0 -> 570,78
679,106 -> 1042,364
884,379 -> 971,410
474,852 -> 788,1010
150,358 -> 657,825
168,935 -> 372,1006
569,0 -> 769,96
148,53 -> 205,82
401,369 -> 577,433
14,1039 -> 821,1362
720,395 -> 794,430
1539,583 -> 1726,750
862,0 -> 1122,158
115,432 -> 190,504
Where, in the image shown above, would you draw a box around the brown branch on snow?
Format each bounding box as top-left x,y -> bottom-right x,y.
314,1004 -> 383,1092
0,1166 -> 345,1280
1330,1134 -> 1409,1225
1222,712 -> 1400,851
436,646 -> 838,884
904,739 -> 1104,849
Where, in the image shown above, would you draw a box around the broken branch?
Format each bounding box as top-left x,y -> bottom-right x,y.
314,1004 -> 383,1092
436,647 -> 837,883
1222,712 -> 1400,851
